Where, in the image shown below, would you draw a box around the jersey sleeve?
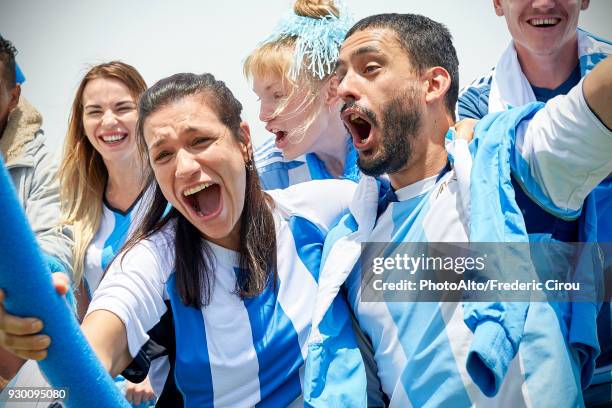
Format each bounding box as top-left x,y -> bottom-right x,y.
457,82 -> 491,120
86,232 -> 174,358
511,78 -> 612,218
268,179 -> 357,233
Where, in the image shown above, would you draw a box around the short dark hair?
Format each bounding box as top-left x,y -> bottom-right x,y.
345,14 -> 459,117
124,72 -> 277,308
0,35 -> 17,90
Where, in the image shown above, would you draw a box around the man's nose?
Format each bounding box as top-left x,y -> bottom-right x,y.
336,72 -> 359,103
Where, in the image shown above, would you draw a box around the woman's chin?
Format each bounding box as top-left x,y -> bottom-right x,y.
280,146 -> 306,161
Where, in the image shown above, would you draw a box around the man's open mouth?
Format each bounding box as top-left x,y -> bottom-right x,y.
342,109 -> 374,150
183,182 -> 222,219
527,17 -> 561,28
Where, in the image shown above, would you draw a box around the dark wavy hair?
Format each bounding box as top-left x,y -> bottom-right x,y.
122,72 -> 277,308
0,35 -> 17,90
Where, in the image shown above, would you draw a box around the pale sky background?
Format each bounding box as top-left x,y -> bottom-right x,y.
1,0 -> 611,153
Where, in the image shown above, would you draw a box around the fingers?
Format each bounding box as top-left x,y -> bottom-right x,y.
125,382 -> 135,404
52,272 -> 70,296
11,349 -> 48,361
125,380 -> 156,405
454,118 -> 478,142
0,288 -> 48,361
0,313 -> 43,336
1,333 -> 50,352
133,387 -> 143,405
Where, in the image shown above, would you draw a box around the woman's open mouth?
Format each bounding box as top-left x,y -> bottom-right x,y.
182,182 -> 223,221
273,130 -> 289,149
98,132 -> 128,145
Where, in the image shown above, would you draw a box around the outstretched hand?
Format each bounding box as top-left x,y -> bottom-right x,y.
0,272 -> 70,360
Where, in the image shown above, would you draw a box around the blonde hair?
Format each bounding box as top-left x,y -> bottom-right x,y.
58,61 -> 147,285
243,0 -> 340,144
294,0 -> 338,17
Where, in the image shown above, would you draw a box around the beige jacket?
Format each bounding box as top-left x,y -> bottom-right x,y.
0,97 -> 73,276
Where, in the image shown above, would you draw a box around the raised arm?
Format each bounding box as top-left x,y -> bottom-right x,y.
0,274 -> 131,378
583,55 -> 612,130
511,55 -> 612,217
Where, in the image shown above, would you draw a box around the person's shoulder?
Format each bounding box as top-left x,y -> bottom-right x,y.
255,138 -> 306,169
457,68 -> 495,120
581,29 -> 612,49
269,179 -> 356,207
23,130 -> 51,157
121,222 -> 176,270
254,139 -> 311,189
268,179 -> 357,230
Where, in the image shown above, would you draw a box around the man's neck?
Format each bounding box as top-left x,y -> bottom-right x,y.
388,126 -> 449,191
515,38 -> 579,89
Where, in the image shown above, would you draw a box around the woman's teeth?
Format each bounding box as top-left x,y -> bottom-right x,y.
184,182 -> 213,196
102,134 -> 126,142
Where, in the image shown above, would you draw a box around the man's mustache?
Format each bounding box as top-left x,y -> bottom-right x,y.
340,101 -> 379,127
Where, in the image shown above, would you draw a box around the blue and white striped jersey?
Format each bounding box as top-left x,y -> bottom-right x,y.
84,194 -> 147,298
457,30 -> 611,246
457,30 -> 612,371
88,180 -> 356,407
84,191 -> 174,402
311,82 -> 612,406
254,135 -> 360,190
457,29 -> 611,120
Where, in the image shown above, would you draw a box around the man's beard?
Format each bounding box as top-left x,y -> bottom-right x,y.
358,87 -> 422,177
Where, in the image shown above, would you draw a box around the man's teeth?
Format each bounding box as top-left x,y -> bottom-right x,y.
530,18 -> 559,26
350,113 -> 366,124
102,134 -> 125,142
184,182 -> 212,196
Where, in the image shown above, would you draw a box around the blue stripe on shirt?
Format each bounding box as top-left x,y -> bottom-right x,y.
167,274 -> 215,408
242,273 -> 303,408
101,211 -> 131,271
288,216 -> 325,282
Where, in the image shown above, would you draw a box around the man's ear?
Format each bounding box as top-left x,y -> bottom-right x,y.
324,75 -> 341,108
493,0 -> 504,16
239,121 -> 253,163
8,84 -> 21,112
423,66 -> 451,106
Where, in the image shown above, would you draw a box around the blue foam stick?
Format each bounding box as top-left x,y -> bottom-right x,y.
0,157 -> 129,407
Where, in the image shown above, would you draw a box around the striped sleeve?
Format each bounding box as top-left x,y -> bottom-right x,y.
87,232 -> 174,357
457,73 -> 493,120
511,79 -> 612,219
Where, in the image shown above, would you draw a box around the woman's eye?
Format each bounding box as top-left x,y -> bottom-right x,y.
364,65 -> 379,74
273,92 -> 283,100
117,106 -> 134,113
86,110 -> 102,116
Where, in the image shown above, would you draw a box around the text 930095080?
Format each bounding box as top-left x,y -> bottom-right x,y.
1,387 -> 68,402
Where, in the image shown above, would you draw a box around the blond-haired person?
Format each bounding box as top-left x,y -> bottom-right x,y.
57,61 -> 158,406
244,0 -> 360,190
